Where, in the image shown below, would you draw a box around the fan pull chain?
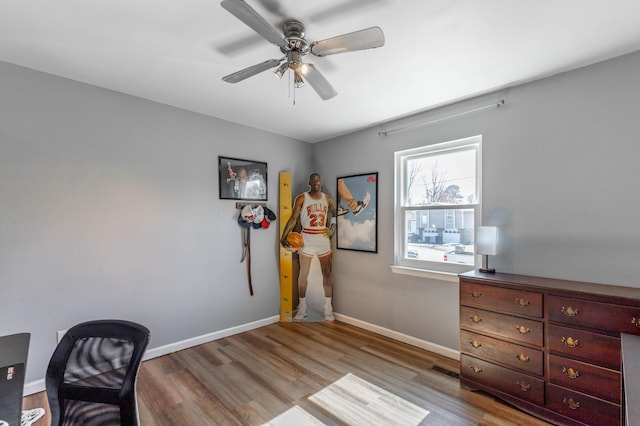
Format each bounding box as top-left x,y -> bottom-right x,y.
290,70 -> 297,106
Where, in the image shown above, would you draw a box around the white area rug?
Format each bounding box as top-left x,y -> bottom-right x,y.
263,373 -> 429,426
262,406 -> 327,426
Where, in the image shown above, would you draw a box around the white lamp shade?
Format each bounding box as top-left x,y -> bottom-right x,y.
476,226 -> 499,256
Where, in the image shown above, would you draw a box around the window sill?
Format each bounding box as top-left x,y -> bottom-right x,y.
389,265 -> 469,282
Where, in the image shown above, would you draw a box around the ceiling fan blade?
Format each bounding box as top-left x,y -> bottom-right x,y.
308,0 -> 386,23
310,26 -> 384,57
303,64 -> 337,100
221,0 -> 288,50
215,33 -> 265,56
223,58 -> 283,83
256,0 -> 287,19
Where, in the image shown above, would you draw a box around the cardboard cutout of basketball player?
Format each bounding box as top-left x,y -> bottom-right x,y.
280,173 -> 336,321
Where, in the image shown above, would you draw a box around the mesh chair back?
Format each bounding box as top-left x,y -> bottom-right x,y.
46,320 -> 150,426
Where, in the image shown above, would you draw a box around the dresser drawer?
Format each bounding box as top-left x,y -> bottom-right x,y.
461,355 -> 544,405
460,330 -> 543,376
547,324 -> 621,370
461,281 -> 543,317
547,295 -> 640,335
460,306 -> 543,346
546,383 -> 620,426
548,354 -> 621,404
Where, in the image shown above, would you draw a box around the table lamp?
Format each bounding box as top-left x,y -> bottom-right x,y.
476,226 -> 499,273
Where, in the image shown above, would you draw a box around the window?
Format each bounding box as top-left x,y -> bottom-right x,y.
394,136 -> 481,274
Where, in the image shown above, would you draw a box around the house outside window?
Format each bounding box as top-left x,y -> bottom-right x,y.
394,136 -> 481,274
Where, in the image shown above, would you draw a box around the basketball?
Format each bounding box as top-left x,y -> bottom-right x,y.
285,232 -> 304,251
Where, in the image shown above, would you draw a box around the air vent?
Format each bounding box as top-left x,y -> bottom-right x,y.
430,365 -> 460,379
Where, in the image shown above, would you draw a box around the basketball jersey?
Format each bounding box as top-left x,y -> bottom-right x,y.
301,192 -> 329,234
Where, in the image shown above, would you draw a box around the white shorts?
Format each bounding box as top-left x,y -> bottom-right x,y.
300,231 -> 331,257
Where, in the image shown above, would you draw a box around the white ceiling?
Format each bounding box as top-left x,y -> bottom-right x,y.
2,1 -> 640,143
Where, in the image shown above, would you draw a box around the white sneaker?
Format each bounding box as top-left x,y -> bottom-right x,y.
324,305 -> 335,321
294,306 -> 307,321
352,192 -> 371,217
337,206 -> 348,216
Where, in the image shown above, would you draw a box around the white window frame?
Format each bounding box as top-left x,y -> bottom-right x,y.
393,136 -> 482,279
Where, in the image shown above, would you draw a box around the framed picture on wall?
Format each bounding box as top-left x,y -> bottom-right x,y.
219,156 -> 268,201
336,172 -> 378,253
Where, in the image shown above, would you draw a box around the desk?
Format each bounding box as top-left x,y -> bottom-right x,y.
0,333 -> 30,426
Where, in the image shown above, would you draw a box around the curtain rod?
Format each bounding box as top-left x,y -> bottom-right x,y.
379,98 -> 505,137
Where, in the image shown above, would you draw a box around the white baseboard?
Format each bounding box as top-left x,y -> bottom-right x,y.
141,315 -> 280,361
24,313 -> 459,396
334,313 -> 461,361
24,379 -> 46,397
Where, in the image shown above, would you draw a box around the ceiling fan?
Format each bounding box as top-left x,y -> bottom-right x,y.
220,0 -> 385,100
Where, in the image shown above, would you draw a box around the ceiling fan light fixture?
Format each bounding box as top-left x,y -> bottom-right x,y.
294,70 -> 305,88
274,61 -> 289,78
299,63 -> 310,75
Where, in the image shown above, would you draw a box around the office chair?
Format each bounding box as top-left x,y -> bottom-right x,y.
46,320 -> 150,426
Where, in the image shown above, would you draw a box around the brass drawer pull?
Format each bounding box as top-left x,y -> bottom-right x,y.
562,397 -> 581,410
470,365 -> 482,374
516,325 -> 531,334
632,317 -> 640,328
515,297 -> 530,307
470,291 -> 482,299
516,353 -> 530,363
516,381 -> 531,391
561,336 -> 579,348
470,340 -> 482,348
562,366 -> 580,379
471,315 -> 482,323
561,306 -> 579,317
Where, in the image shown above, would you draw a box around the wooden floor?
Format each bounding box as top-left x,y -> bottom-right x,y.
24,321 -> 551,425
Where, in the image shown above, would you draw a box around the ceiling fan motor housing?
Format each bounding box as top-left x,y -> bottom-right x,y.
283,20 -> 305,39
280,20 -> 310,56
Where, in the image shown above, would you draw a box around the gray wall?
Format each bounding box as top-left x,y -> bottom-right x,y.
313,50 -> 640,351
0,61 -> 312,383
2,49 -> 640,385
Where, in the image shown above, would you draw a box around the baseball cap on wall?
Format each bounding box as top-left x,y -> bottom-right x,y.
261,206 -> 277,228
237,214 -> 252,228
241,205 -> 255,222
252,205 -> 264,229
237,204 -> 276,230
237,205 -> 254,228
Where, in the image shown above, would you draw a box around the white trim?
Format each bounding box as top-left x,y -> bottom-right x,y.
23,315 -> 280,396
24,313 -> 460,397
334,313 -> 460,360
389,265 -> 462,282
141,315 -> 279,361
24,379 -> 46,396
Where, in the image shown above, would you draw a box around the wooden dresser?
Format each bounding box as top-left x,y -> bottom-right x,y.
459,271 -> 640,426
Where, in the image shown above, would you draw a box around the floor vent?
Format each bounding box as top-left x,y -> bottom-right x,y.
431,365 -> 460,379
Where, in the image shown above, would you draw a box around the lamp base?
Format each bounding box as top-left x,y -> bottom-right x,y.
479,254 -> 495,274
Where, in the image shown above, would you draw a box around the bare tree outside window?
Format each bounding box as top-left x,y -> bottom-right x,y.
406,161 -> 421,206
423,161 -> 447,205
